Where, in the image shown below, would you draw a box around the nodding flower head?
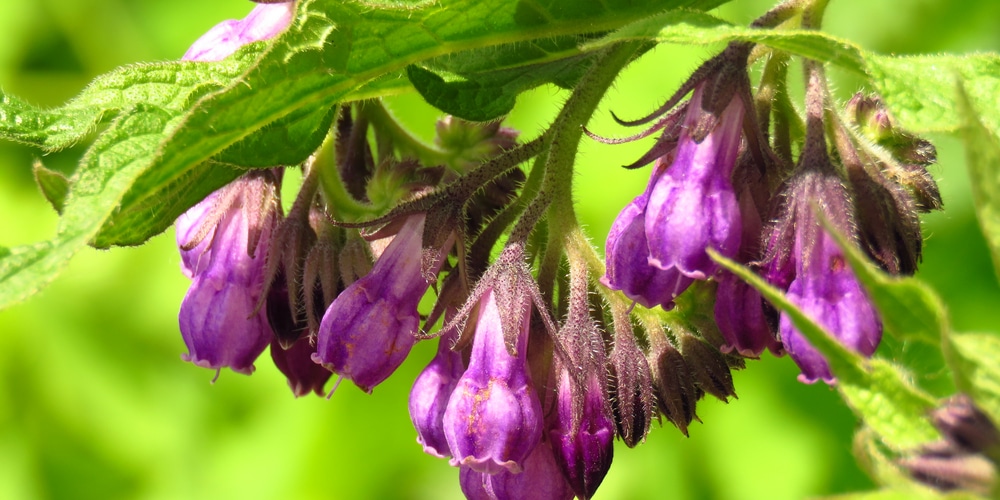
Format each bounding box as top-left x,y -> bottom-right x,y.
313,213 -> 453,393
176,170 -> 281,377
443,284 -> 543,474
763,157 -> 882,384
600,45 -> 751,310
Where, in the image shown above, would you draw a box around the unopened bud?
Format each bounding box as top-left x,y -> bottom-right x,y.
898,453 -> 996,496
680,334 -> 736,403
932,394 -> 1000,455
648,339 -> 698,436
608,311 -> 653,447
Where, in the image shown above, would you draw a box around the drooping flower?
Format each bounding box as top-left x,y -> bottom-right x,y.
643,84 -> 745,280
313,213 -> 453,393
547,282 -> 615,500
270,336 -> 332,397
182,2 -> 294,63
176,171 -> 281,376
443,285 -> 543,474
763,158 -> 882,384
603,79 -> 746,309
409,323 -> 465,458
459,440 -> 574,500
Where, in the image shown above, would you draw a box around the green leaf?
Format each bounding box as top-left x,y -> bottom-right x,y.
407,36 -> 600,121
0,0 -> 732,309
32,161 -> 69,215
710,249 -> 939,450
957,78 -> 1000,284
948,332 -> 1000,424
0,49 -> 258,151
0,103 -> 180,306
407,65 -> 521,121
585,9 -> 867,75
867,53 -> 1000,135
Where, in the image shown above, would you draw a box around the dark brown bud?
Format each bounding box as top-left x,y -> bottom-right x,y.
679,334 -> 737,403
608,309 -> 653,447
898,453 -> 996,496
648,339 -> 698,436
932,394 -> 1000,455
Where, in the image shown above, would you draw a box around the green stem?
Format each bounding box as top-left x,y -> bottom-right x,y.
362,100 -> 454,168
533,40 -> 644,296
314,125 -> 376,222
802,0 -> 830,29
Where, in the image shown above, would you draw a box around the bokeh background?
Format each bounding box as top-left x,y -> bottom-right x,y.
1,0 -> 999,498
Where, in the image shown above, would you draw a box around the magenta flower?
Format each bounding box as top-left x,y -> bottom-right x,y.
409,324 -> 465,458
459,441 -> 574,500
313,214 -> 452,393
644,85 -> 744,279
763,163 -> 882,383
603,84 -> 744,308
176,172 -> 280,376
443,286 -> 542,474
182,2 -> 294,62
549,358 -> 615,499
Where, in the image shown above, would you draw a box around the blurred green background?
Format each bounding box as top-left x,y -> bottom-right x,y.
1,0 -> 999,498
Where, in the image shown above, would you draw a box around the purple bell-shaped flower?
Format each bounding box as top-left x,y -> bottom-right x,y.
459,440 -> 574,500
313,213 -> 453,393
176,171 -> 280,376
443,286 -> 542,474
409,323 -> 465,458
603,83 -> 745,309
763,159 -> 882,384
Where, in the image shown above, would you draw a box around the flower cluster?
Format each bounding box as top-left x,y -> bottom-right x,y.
169,2 -> 943,498
599,42 -> 939,384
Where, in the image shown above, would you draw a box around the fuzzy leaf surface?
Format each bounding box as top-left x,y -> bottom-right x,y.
0,0 -> 730,309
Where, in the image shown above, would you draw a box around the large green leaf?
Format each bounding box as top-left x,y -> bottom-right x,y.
957,78 -> 1000,284
406,35 -> 604,121
0,49 -> 257,151
948,332 -> 1000,425
588,11 -> 1000,140
0,0 -> 730,309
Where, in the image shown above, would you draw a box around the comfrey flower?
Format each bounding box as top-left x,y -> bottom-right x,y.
182,1 -> 294,63
409,323 -> 465,458
547,268 -> 615,499
443,281 -> 543,474
176,170 -> 281,376
459,440 -> 574,500
763,151 -> 882,384
313,213 -> 455,393
172,1 -> 294,379
601,44 -> 751,309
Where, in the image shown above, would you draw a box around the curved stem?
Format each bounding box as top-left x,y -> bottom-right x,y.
362,100 -> 454,168
314,124 -> 377,222
533,40 -> 644,297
